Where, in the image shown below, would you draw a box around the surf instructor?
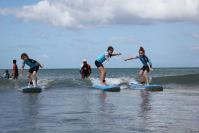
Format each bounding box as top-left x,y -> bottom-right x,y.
80,59 -> 92,79
95,46 -> 121,85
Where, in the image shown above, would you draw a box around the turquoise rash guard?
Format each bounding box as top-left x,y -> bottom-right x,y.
96,52 -> 111,63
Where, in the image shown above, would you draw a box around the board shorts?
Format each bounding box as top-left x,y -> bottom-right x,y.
13,74 -> 18,80
141,66 -> 150,73
81,70 -> 90,77
82,73 -> 90,79
29,66 -> 39,73
95,60 -> 104,68
13,71 -> 18,79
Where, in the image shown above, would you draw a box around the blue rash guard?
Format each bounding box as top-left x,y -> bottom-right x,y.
136,55 -> 152,67
22,59 -> 39,68
96,52 -> 111,63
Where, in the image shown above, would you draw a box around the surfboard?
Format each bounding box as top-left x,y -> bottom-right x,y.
93,84 -> 121,92
130,83 -> 163,91
22,87 -> 42,93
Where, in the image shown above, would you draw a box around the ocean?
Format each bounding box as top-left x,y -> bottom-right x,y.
0,68 -> 199,133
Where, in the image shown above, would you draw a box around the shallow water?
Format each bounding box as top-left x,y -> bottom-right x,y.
0,68 -> 199,133
1,88 -> 199,133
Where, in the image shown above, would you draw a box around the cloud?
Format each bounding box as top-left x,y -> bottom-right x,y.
36,54 -> 49,60
191,33 -> 199,40
0,0 -> 199,28
191,46 -> 199,51
190,45 -> 199,54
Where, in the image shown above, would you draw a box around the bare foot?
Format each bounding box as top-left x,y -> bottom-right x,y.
100,82 -> 107,86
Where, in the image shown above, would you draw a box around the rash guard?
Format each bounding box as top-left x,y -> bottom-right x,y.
96,52 -> 111,63
22,59 -> 39,68
135,55 -> 152,67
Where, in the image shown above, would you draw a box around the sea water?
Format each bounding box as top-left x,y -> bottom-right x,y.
0,68 -> 199,133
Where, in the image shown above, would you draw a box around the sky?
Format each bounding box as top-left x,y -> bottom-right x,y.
0,0 -> 199,68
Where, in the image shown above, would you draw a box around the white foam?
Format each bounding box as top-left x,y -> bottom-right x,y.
91,77 -> 137,85
38,79 -> 54,89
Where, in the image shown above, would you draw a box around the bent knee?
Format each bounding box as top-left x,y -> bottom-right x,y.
143,71 -> 148,75
139,72 -> 143,76
104,70 -> 106,74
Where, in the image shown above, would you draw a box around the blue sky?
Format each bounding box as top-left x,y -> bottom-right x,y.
0,0 -> 199,68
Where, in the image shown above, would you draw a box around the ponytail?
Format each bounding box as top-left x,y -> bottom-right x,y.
139,46 -> 145,54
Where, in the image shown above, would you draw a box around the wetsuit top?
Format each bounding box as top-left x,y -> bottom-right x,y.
135,55 -> 152,67
22,59 -> 39,68
80,64 -> 92,74
96,52 -> 111,63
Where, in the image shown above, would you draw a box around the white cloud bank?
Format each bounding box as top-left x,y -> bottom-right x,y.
0,0 -> 199,28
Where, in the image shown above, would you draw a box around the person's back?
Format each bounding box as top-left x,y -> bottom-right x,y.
12,60 -> 19,80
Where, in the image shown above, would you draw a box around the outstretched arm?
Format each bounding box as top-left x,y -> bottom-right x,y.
124,57 -> 137,61
111,52 -> 122,56
106,52 -> 121,62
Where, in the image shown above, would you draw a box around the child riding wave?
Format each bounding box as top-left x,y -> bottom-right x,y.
20,53 -> 43,87
124,46 -> 153,84
95,46 -> 121,85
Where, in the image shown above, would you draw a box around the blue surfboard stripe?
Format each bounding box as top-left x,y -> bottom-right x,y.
130,83 -> 163,91
93,84 -> 121,92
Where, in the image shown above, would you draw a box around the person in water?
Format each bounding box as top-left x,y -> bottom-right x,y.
20,53 -> 43,87
124,46 -> 153,84
80,59 -> 92,79
3,70 -> 10,79
12,59 -> 19,80
95,46 -> 121,85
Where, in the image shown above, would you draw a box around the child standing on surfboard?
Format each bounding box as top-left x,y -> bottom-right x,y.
95,46 -> 121,85
20,53 -> 43,87
124,47 -> 153,84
